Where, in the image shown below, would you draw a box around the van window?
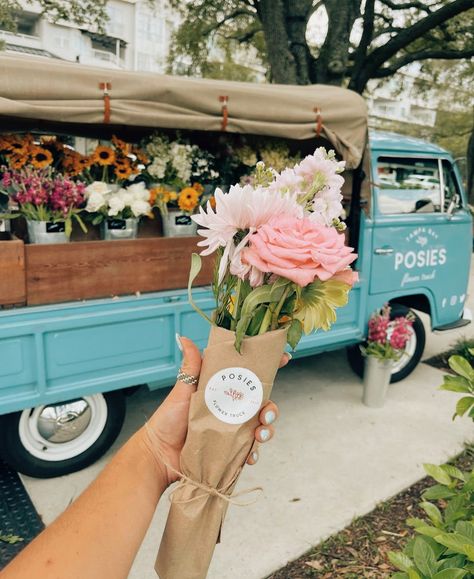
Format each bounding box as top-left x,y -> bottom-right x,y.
442,160 -> 462,210
376,157 -> 441,215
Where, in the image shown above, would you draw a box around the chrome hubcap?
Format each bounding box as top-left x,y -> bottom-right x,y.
37,400 -> 92,443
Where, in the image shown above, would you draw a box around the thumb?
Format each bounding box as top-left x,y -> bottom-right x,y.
178,336 -> 202,388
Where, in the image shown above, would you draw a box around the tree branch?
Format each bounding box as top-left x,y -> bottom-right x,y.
230,23 -> 263,43
366,0 -> 474,76
374,48 -> 474,78
202,8 -> 256,35
378,0 -> 433,12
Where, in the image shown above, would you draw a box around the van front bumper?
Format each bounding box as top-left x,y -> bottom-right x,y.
434,307 -> 472,332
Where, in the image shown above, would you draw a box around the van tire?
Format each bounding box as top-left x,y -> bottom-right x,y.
346,305 -> 425,383
0,391 -> 126,478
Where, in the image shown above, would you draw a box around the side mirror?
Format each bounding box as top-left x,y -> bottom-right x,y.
446,193 -> 460,217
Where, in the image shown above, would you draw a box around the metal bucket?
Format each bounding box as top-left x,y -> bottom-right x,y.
162,211 -> 197,237
27,220 -> 69,244
101,218 -> 138,240
362,356 -> 393,408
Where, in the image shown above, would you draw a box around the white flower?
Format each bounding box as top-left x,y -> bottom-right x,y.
85,181 -> 111,197
108,195 -> 126,216
85,191 -> 106,212
269,167 -> 303,195
119,190 -> 135,206
309,190 -> 344,226
130,199 -> 151,217
126,182 -> 149,201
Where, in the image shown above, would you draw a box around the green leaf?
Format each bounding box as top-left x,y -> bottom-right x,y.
423,464 -> 453,486
441,465 -> 466,482
455,522 -> 474,543
437,555 -> 466,571
413,536 -> 437,577
422,484 -> 456,500
448,355 -> 474,381
187,254 -> 213,325
432,569 -> 468,579
464,544 -> 474,562
416,525 -> 446,539
287,318 -> 303,350
65,218 -> 72,238
455,396 -> 474,417
392,574 -> 409,579
246,305 -> 267,336
388,551 -> 415,572
434,532 -> 474,555
440,375 -> 472,394
234,284 -> 285,352
408,570 -> 422,579
420,501 -> 443,527
444,495 -> 467,525
74,212 -> 88,233
92,214 -> 104,225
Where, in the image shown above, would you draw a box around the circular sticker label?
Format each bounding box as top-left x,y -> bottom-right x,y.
204,367 -> 263,425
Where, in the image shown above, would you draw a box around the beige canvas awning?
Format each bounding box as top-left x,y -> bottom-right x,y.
0,54 -> 368,168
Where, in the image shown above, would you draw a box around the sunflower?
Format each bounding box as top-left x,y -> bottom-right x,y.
192,182 -> 204,195
93,146 -> 116,166
9,154 -> 26,169
30,146 -> 53,168
111,135 -> 129,153
114,164 -> 133,180
133,146 -> 149,165
3,135 -> 28,156
178,187 -> 199,213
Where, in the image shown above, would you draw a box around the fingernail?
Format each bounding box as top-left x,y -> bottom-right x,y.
175,333 -> 183,352
286,352 -> 292,360
260,428 -> 270,442
251,451 -> 258,463
264,410 -> 276,425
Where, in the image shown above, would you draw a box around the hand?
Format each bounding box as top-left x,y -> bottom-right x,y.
144,335 -> 290,486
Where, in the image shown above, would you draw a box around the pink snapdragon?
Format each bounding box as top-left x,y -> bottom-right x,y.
389,316 -> 413,350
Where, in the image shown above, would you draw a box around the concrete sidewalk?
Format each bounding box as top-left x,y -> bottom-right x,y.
23,266 -> 474,579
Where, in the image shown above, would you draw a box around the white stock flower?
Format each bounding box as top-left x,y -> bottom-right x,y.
126,182 -> 150,201
130,199 -> 151,217
85,191 -> 106,212
85,181 -> 111,197
108,195 -> 126,216
309,190 -> 344,226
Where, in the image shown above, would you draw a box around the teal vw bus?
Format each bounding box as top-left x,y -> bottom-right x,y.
0,59 -> 471,477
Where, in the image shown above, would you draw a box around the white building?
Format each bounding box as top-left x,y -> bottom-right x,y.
0,0 -> 175,73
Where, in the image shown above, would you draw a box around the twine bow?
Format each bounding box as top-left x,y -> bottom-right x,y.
145,422 -> 263,507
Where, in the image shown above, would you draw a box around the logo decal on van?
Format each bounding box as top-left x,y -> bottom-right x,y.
395,227 -> 447,288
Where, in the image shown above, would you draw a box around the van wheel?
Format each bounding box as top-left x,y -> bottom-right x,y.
0,391 -> 125,478
347,305 -> 425,383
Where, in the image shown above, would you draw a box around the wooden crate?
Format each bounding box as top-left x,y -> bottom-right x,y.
25,236 -> 213,306
0,234 -> 26,307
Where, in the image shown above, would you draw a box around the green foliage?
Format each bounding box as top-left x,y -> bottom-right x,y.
389,458 -> 474,578
0,0 -> 108,35
439,351 -> 474,421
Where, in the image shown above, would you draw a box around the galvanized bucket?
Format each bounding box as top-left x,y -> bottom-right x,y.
362,356 -> 393,408
27,220 -> 69,244
162,211 -> 197,237
101,218 -> 138,240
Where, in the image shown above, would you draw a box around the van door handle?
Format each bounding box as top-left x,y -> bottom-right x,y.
374,247 -> 394,255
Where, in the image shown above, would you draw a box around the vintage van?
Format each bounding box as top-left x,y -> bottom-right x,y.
0,57 -> 471,477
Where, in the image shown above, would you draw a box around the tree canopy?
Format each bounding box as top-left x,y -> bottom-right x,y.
168,0 -> 474,94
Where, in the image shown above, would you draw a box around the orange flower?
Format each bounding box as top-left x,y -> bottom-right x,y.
30,146 -> 53,168
192,182 -> 204,195
111,135 -> 130,154
93,145 -> 116,166
133,146 -> 149,165
9,154 -> 26,169
115,155 -> 130,167
209,196 -> 216,209
178,187 -> 199,213
114,164 -> 133,180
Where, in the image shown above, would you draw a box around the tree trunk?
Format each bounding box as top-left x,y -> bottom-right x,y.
257,0 -> 299,84
312,0 -> 361,86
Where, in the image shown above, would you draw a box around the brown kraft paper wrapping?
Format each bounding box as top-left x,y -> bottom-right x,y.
155,325 -> 288,579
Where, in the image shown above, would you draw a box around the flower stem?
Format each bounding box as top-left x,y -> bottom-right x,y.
258,305 -> 273,335
271,286 -> 291,330
231,278 -> 242,331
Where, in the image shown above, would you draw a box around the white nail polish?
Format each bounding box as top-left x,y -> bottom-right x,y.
175,333 -> 183,352
260,428 -> 270,442
251,452 -> 258,463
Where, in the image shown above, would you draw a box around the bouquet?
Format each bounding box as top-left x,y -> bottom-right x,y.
155,148 -> 358,578
85,136 -> 146,184
84,181 -> 152,224
150,182 -> 207,216
0,166 -> 87,237
362,305 -> 414,360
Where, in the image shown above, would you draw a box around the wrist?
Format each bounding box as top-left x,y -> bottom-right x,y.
133,428 -> 170,495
